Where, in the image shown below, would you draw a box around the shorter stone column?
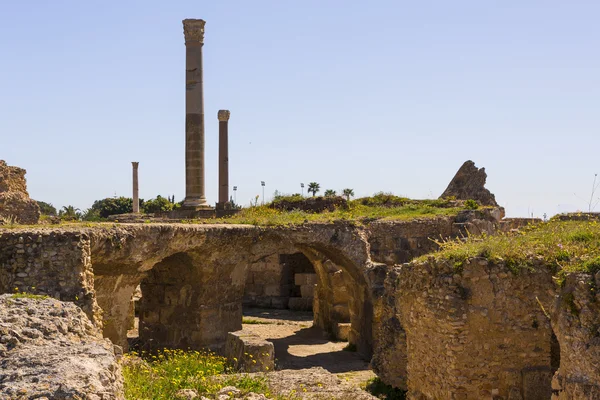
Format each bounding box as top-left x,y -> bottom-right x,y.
218,110 -> 230,205
132,162 -> 139,213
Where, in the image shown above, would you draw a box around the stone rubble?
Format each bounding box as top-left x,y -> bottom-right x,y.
0,294 -> 124,399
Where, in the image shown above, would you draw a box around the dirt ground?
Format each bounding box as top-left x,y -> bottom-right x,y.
242,308 -> 376,393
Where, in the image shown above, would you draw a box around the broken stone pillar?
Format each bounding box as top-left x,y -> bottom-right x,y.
218,110 -> 230,205
182,19 -> 208,207
132,162 -> 139,213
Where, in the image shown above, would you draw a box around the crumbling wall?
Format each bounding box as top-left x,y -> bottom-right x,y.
0,160 -> 40,224
374,257 -> 556,399
551,272 -> 600,399
367,209 -> 503,265
0,229 -> 101,327
0,294 -> 123,399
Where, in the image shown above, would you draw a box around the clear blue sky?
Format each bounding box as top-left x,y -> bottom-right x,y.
1,1 -> 599,217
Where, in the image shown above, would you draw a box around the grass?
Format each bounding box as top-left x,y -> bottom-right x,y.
423,218 -> 600,277
242,317 -> 273,325
211,198 -> 466,227
362,377 -> 407,400
0,195 -> 475,229
122,349 -> 271,399
11,292 -> 48,300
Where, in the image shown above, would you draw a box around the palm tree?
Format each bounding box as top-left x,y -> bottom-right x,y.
342,188 -> 355,201
307,182 -> 320,197
59,205 -> 81,221
324,189 -> 336,197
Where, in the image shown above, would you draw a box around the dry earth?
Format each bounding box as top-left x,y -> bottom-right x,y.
241,308 -> 376,398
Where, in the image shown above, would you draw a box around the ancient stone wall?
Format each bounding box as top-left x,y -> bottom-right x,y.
551,272 -> 600,399
373,257 -> 557,399
0,229 -> 101,326
367,209 -> 503,265
0,160 -> 40,224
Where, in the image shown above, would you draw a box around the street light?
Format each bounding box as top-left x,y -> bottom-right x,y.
300,183 -> 304,197
261,181 -> 266,205
233,186 -> 237,204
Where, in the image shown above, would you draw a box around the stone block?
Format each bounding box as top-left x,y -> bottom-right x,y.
270,296 -> 289,309
331,304 -> 351,322
264,284 -> 281,297
522,367 -> 552,400
225,330 -> 274,373
334,322 -> 351,341
288,297 -> 312,311
294,273 -> 315,286
300,284 -> 315,298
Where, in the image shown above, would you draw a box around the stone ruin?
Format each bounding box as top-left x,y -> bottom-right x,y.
440,159 -> 499,206
0,160 -> 40,224
1,184 -> 600,398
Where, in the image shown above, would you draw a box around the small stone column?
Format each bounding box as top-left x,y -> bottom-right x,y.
132,162 -> 139,213
182,19 -> 208,207
218,110 -> 230,205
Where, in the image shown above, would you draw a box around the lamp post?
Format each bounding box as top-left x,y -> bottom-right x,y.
261,181 -> 265,205
233,186 -> 237,204
300,183 -> 304,197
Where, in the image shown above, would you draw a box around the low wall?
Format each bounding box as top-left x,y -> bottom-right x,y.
0,230 -> 101,327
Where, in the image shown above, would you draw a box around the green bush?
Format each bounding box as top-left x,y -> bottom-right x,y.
464,199 -> 479,210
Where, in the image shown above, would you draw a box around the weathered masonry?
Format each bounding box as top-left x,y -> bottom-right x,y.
4,210 -> 598,398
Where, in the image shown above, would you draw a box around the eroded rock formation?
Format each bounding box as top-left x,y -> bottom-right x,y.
0,160 -> 40,224
0,294 -> 123,399
439,160 -> 499,206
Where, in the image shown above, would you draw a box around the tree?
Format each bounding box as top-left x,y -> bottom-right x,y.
143,195 -> 175,214
307,182 -> 320,197
36,201 -> 57,216
59,205 -> 81,221
324,189 -> 336,197
90,197 -> 133,218
342,188 -> 355,201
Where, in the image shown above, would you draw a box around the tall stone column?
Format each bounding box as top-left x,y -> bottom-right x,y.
132,162 -> 139,213
183,19 -> 208,207
218,110 -> 230,205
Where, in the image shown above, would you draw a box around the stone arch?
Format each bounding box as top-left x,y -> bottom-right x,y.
89,224 -> 376,355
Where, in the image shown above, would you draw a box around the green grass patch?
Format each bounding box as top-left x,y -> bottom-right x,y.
242,318 -> 273,325
363,377 -> 407,399
212,200 -> 464,227
422,219 -> 600,275
122,349 -> 271,399
11,292 -> 48,300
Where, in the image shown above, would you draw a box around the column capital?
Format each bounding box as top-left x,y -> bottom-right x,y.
132,161 -> 139,168
183,19 -> 206,44
218,110 -> 231,122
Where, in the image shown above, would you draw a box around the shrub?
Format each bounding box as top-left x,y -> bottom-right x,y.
464,199 -> 479,210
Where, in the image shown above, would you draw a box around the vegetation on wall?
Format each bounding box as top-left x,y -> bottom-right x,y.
425,218 -> 600,275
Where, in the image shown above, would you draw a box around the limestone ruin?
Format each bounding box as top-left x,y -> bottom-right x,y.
440,159 -> 499,206
2,16 -> 600,400
0,160 -> 40,224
